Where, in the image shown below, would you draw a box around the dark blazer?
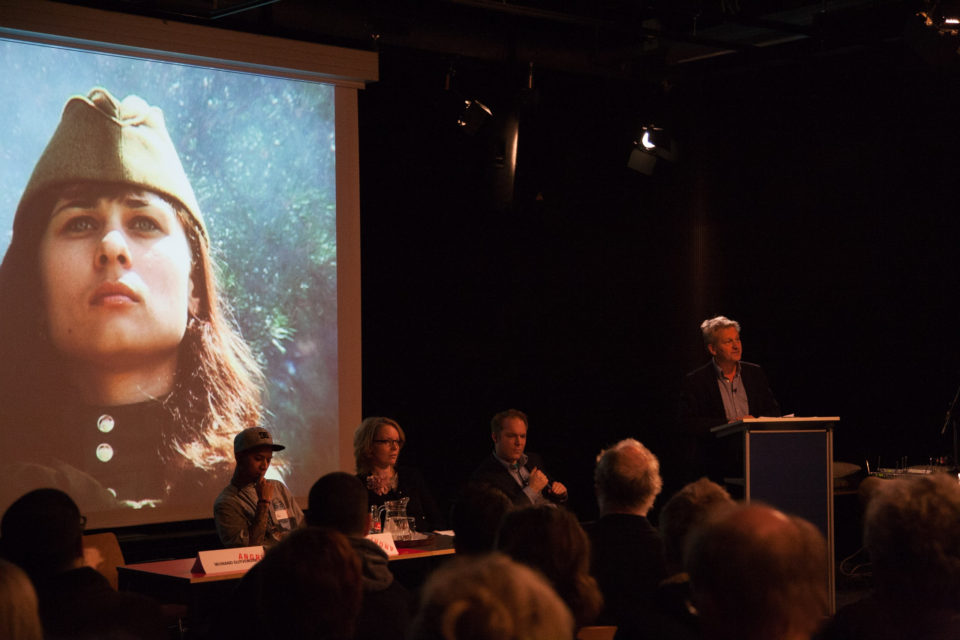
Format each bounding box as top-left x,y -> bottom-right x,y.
680,360 -> 780,435
469,452 -> 552,507
678,360 -> 781,482
584,513 -> 667,628
36,567 -> 167,640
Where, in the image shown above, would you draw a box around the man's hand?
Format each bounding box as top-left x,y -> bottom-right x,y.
527,467 -> 549,493
257,476 -> 275,503
547,481 -> 568,499
249,475 -> 274,546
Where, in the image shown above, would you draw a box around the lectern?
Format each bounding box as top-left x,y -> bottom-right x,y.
710,416 -> 839,611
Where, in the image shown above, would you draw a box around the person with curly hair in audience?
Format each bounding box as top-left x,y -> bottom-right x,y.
497,505 -> 603,629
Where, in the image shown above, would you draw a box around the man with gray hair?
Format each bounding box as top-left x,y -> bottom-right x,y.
819,473 -> 960,639
678,315 -> 780,482
585,438 -> 667,627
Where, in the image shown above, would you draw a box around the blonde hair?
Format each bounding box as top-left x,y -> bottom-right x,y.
0,559 -> 43,640
353,417 -> 406,475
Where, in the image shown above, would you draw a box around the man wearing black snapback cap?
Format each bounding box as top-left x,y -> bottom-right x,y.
214,427 -> 304,548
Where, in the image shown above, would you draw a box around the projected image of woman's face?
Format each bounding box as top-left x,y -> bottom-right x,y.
0,40 -> 341,525
39,188 -> 198,399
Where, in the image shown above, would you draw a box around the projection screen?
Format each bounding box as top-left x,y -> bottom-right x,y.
0,1 -> 372,529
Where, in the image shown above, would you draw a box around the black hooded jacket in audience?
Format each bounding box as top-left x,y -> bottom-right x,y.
36,566 -> 167,640
350,537 -> 414,640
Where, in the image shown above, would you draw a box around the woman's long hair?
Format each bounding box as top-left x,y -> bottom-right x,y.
0,183 -> 264,479
496,506 -> 603,628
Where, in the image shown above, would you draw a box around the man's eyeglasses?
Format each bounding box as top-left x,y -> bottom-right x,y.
373,438 -> 402,447
80,515 -> 87,529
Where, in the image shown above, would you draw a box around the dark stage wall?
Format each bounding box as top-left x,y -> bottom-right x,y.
357,42 -> 960,520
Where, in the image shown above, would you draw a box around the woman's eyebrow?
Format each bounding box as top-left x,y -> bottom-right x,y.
121,193 -> 153,207
51,197 -> 97,216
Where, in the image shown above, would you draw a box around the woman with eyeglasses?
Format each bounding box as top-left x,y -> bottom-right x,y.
353,416 -> 444,533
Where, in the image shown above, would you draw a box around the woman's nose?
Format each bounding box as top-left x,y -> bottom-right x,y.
97,229 -> 131,268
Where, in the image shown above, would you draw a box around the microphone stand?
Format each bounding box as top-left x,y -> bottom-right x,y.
940,382 -> 960,474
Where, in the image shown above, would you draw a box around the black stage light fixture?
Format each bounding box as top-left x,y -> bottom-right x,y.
628,124 -> 678,175
457,98 -> 493,135
443,64 -> 493,136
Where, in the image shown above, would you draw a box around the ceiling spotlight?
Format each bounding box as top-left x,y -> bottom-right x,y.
641,130 -> 656,150
919,0 -> 960,34
628,124 -> 678,175
639,126 -> 673,153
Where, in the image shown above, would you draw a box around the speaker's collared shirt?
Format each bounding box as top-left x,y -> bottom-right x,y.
713,360 -> 750,422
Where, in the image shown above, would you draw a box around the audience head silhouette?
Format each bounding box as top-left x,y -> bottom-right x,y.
686,502 -> 828,640
0,488 -> 84,581
864,473 -> 960,611
496,505 -> 602,628
409,553 -> 574,640
308,471 -> 370,536
658,477 -> 733,575
451,483 -> 513,555
226,526 -> 363,640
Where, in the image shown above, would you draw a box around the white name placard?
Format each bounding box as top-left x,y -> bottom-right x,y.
191,545 -> 265,575
366,532 -> 398,556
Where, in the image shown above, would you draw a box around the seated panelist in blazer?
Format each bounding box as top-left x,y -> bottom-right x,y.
470,409 -> 567,507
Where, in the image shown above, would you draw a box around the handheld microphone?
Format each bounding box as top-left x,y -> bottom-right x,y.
523,460 -> 554,491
